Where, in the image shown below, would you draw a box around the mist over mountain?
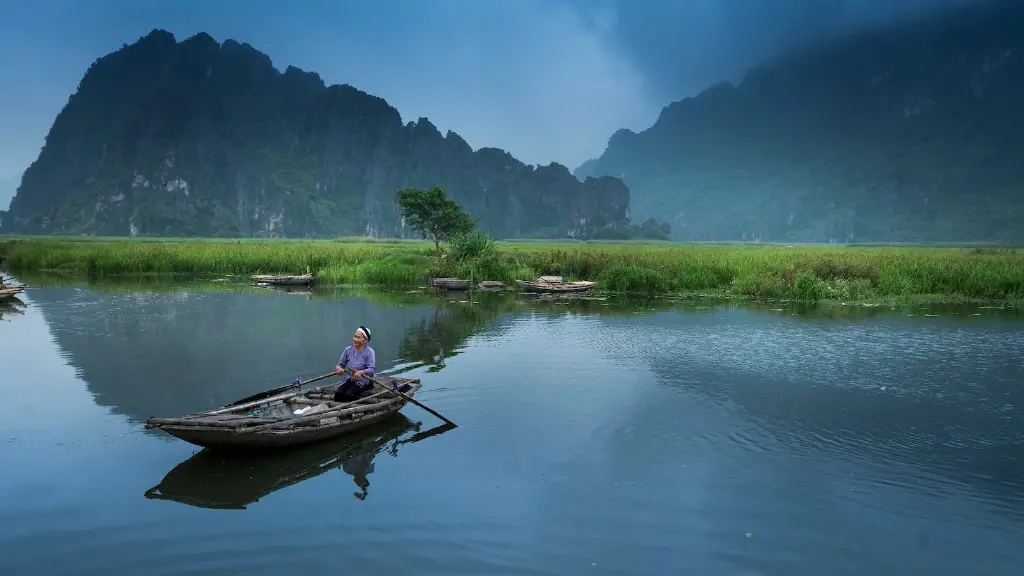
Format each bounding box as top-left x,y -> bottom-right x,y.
0,30 -> 630,239
576,2 -> 1024,243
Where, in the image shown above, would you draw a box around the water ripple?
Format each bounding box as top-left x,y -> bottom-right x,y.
4,290 -> 1024,574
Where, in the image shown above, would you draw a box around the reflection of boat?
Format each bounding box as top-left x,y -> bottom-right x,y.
515,277 -> 596,293
145,376 -> 422,450
431,277 -> 471,290
251,273 -> 315,286
144,416 -> 455,509
0,298 -> 26,318
257,283 -> 312,296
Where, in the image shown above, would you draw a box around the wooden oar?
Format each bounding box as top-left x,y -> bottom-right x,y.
224,371 -> 337,407
302,366 -> 456,426
225,367 -> 456,426
377,376 -> 457,427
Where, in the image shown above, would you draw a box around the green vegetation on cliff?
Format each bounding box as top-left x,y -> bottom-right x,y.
1,30 -> 630,240
3,236 -> 1022,304
577,3 -> 1024,244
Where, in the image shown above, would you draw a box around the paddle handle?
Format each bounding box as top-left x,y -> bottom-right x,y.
383,379 -> 456,427
222,370 -> 337,409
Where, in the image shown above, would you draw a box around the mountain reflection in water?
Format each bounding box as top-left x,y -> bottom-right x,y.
144,415 -> 455,509
0,296 -> 25,320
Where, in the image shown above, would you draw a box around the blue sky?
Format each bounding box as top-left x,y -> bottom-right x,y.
0,0 -> 986,209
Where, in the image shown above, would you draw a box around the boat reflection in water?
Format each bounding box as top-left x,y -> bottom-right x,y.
144,414 -> 455,509
1,296 -> 26,319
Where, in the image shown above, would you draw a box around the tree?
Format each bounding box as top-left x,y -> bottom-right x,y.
396,186 -> 476,251
633,217 -> 671,240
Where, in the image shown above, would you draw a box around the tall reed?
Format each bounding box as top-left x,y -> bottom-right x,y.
2,237 -> 1021,302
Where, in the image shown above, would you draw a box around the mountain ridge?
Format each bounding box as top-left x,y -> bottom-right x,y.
576,1 -> 1024,243
2,29 -> 631,239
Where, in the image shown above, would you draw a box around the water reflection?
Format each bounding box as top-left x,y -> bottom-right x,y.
19,284 -> 444,423
144,415 -> 454,509
254,284 -> 313,298
14,275 -> 680,423
632,309 -> 1024,519
4,272 -> 1024,574
749,300 -> 1024,322
0,296 -> 25,320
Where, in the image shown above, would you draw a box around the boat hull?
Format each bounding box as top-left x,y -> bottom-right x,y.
431,277 -> 471,290
146,378 -> 422,452
515,280 -> 596,293
252,274 -> 314,286
0,286 -> 26,300
158,408 -> 403,450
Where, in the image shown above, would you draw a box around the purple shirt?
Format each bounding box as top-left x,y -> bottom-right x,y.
338,345 -> 376,388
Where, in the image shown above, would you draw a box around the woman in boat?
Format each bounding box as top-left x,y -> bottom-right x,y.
334,325 -> 376,402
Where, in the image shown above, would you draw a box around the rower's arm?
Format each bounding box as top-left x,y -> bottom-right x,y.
364,349 -> 376,377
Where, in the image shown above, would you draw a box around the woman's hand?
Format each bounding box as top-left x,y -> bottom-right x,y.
353,369 -> 365,379
335,365 -> 346,375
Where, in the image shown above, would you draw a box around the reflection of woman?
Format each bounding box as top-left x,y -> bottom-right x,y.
333,325 -> 376,402
342,450 -> 375,500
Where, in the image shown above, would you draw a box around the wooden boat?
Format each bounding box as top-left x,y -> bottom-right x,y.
251,273 -> 315,286
145,375 -> 422,451
143,415 -> 454,509
515,278 -> 596,293
431,277 -> 471,290
477,280 -> 505,291
0,285 -> 25,301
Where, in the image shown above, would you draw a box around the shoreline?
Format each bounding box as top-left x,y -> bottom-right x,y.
5,268 -> 1024,315
2,236 -> 1022,306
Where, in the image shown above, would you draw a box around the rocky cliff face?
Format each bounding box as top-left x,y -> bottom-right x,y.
577,2 -> 1024,243
2,30 -> 630,239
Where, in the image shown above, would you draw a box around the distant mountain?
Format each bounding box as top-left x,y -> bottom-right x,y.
1,30 -> 630,239
577,2 -> 1024,243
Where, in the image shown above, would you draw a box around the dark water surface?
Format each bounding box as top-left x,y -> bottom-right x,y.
2,278 -> 1023,575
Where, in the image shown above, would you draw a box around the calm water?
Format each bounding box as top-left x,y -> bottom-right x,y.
2,277 -> 1023,575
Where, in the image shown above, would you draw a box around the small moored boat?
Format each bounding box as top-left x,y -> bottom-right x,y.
477,280 -> 505,291
515,278 -> 596,293
0,283 -> 26,301
431,277 -> 471,290
145,375 -> 422,451
251,273 -> 315,286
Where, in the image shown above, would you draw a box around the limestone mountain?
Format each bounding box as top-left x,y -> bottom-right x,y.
576,2 -> 1024,243
2,30 -> 630,239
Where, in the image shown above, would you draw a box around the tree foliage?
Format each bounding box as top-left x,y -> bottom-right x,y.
396,186 -> 476,251
591,217 -> 672,241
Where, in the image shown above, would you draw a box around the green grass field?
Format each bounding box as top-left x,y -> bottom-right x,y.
2,235 -> 1022,304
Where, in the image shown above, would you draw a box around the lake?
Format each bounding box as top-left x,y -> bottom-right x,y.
2,277 -> 1023,575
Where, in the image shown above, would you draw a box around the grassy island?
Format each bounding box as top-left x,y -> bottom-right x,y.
2,235 -> 1022,305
